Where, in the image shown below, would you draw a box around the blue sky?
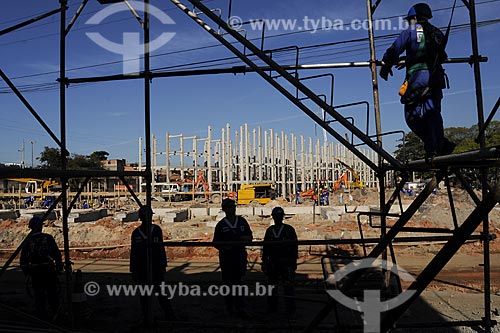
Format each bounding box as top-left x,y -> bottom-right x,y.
1,0 -> 499,165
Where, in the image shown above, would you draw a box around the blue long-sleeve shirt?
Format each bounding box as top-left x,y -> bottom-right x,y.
383,21 -> 446,81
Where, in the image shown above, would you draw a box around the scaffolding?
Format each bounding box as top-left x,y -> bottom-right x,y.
0,0 -> 499,331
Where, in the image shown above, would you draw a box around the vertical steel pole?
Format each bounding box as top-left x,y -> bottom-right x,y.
59,0 -> 73,326
143,0 -> 154,326
366,0 -> 387,260
469,1 -> 491,331
166,132 -> 170,183
138,137 -> 143,192
208,126 -> 213,191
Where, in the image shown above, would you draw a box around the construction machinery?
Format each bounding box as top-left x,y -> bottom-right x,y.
7,178 -> 60,195
237,184 -> 275,205
333,172 -> 349,191
298,189 -> 318,203
335,158 -> 366,189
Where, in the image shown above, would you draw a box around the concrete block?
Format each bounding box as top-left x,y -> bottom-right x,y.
161,213 -> 177,223
0,210 -> 20,220
172,210 -> 188,222
121,211 -> 139,222
236,207 -> 254,216
356,206 -> 370,212
120,208 -> 188,223
320,208 -> 342,221
19,209 -> 58,221
190,207 -> 209,219
71,209 -> 106,223
115,212 -> 127,222
255,207 -> 272,216
285,206 -> 315,215
209,208 -> 222,217
325,211 -> 341,221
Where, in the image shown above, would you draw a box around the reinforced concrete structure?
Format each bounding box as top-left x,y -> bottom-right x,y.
1,0 -> 499,331
143,124 -> 379,198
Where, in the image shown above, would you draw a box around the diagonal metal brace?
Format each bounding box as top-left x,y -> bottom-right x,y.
0,68 -> 69,156
172,0 -> 404,171
381,181 -> 500,332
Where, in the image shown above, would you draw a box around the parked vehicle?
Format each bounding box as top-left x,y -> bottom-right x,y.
155,183 -> 182,201
237,184 -> 275,205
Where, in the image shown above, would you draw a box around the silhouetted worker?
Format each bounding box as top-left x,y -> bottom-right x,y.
380,3 -> 455,161
130,206 -> 176,322
262,207 -> 298,314
213,198 -> 253,316
20,216 -> 63,320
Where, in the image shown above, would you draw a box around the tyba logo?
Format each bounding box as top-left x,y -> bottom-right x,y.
86,1 -> 176,74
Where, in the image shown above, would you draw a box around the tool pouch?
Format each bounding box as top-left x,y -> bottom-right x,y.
399,80 -> 408,97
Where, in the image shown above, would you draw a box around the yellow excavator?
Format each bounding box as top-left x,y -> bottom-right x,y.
335,158 -> 365,189
7,178 -> 60,194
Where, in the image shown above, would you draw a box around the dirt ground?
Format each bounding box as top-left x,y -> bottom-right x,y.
0,188 -> 499,332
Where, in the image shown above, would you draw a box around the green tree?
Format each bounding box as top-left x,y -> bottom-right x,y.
394,121 -> 500,160
393,132 -> 425,162
39,147 -> 63,169
394,121 -> 500,183
90,151 -> 109,163
39,147 -> 106,170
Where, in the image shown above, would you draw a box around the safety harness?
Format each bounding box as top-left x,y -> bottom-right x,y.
401,0 -> 457,104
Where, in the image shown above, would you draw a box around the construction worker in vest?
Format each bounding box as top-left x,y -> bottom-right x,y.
262,207 -> 298,315
213,198 -> 253,316
20,216 -> 63,321
380,3 -> 455,161
130,206 -> 176,323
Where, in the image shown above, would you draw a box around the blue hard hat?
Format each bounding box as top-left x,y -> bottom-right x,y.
28,216 -> 43,229
406,3 -> 432,20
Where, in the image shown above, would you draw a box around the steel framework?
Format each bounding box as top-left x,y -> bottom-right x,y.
0,0 -> 498,331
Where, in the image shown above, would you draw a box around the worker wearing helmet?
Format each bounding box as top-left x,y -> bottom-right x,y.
213,198 -> 253,316
380,3 -> 455,161
262,207 -> 298,315
130,205 -> 176,322
20,216 -> 63,320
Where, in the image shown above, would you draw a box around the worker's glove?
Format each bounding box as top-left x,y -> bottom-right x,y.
395,56 -> 406,70
379,65 -> 393,81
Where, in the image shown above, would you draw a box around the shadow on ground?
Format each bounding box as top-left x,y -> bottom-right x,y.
1,255 -> 484,332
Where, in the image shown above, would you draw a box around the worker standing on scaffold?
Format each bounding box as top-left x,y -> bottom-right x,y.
380,3 -> 455,162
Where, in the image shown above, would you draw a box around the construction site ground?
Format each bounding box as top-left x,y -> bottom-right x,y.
0,188 -> 500,332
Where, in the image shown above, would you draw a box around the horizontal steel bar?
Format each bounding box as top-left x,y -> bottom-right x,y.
0,168 -> 145,179
164,235 -> 482,247
407,146 -> 500,169
65,57 -> 487,84
371,226 -> 454,234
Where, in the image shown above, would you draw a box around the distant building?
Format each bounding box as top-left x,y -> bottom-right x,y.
101,159 -> 137,192
102,159 -> 125,172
